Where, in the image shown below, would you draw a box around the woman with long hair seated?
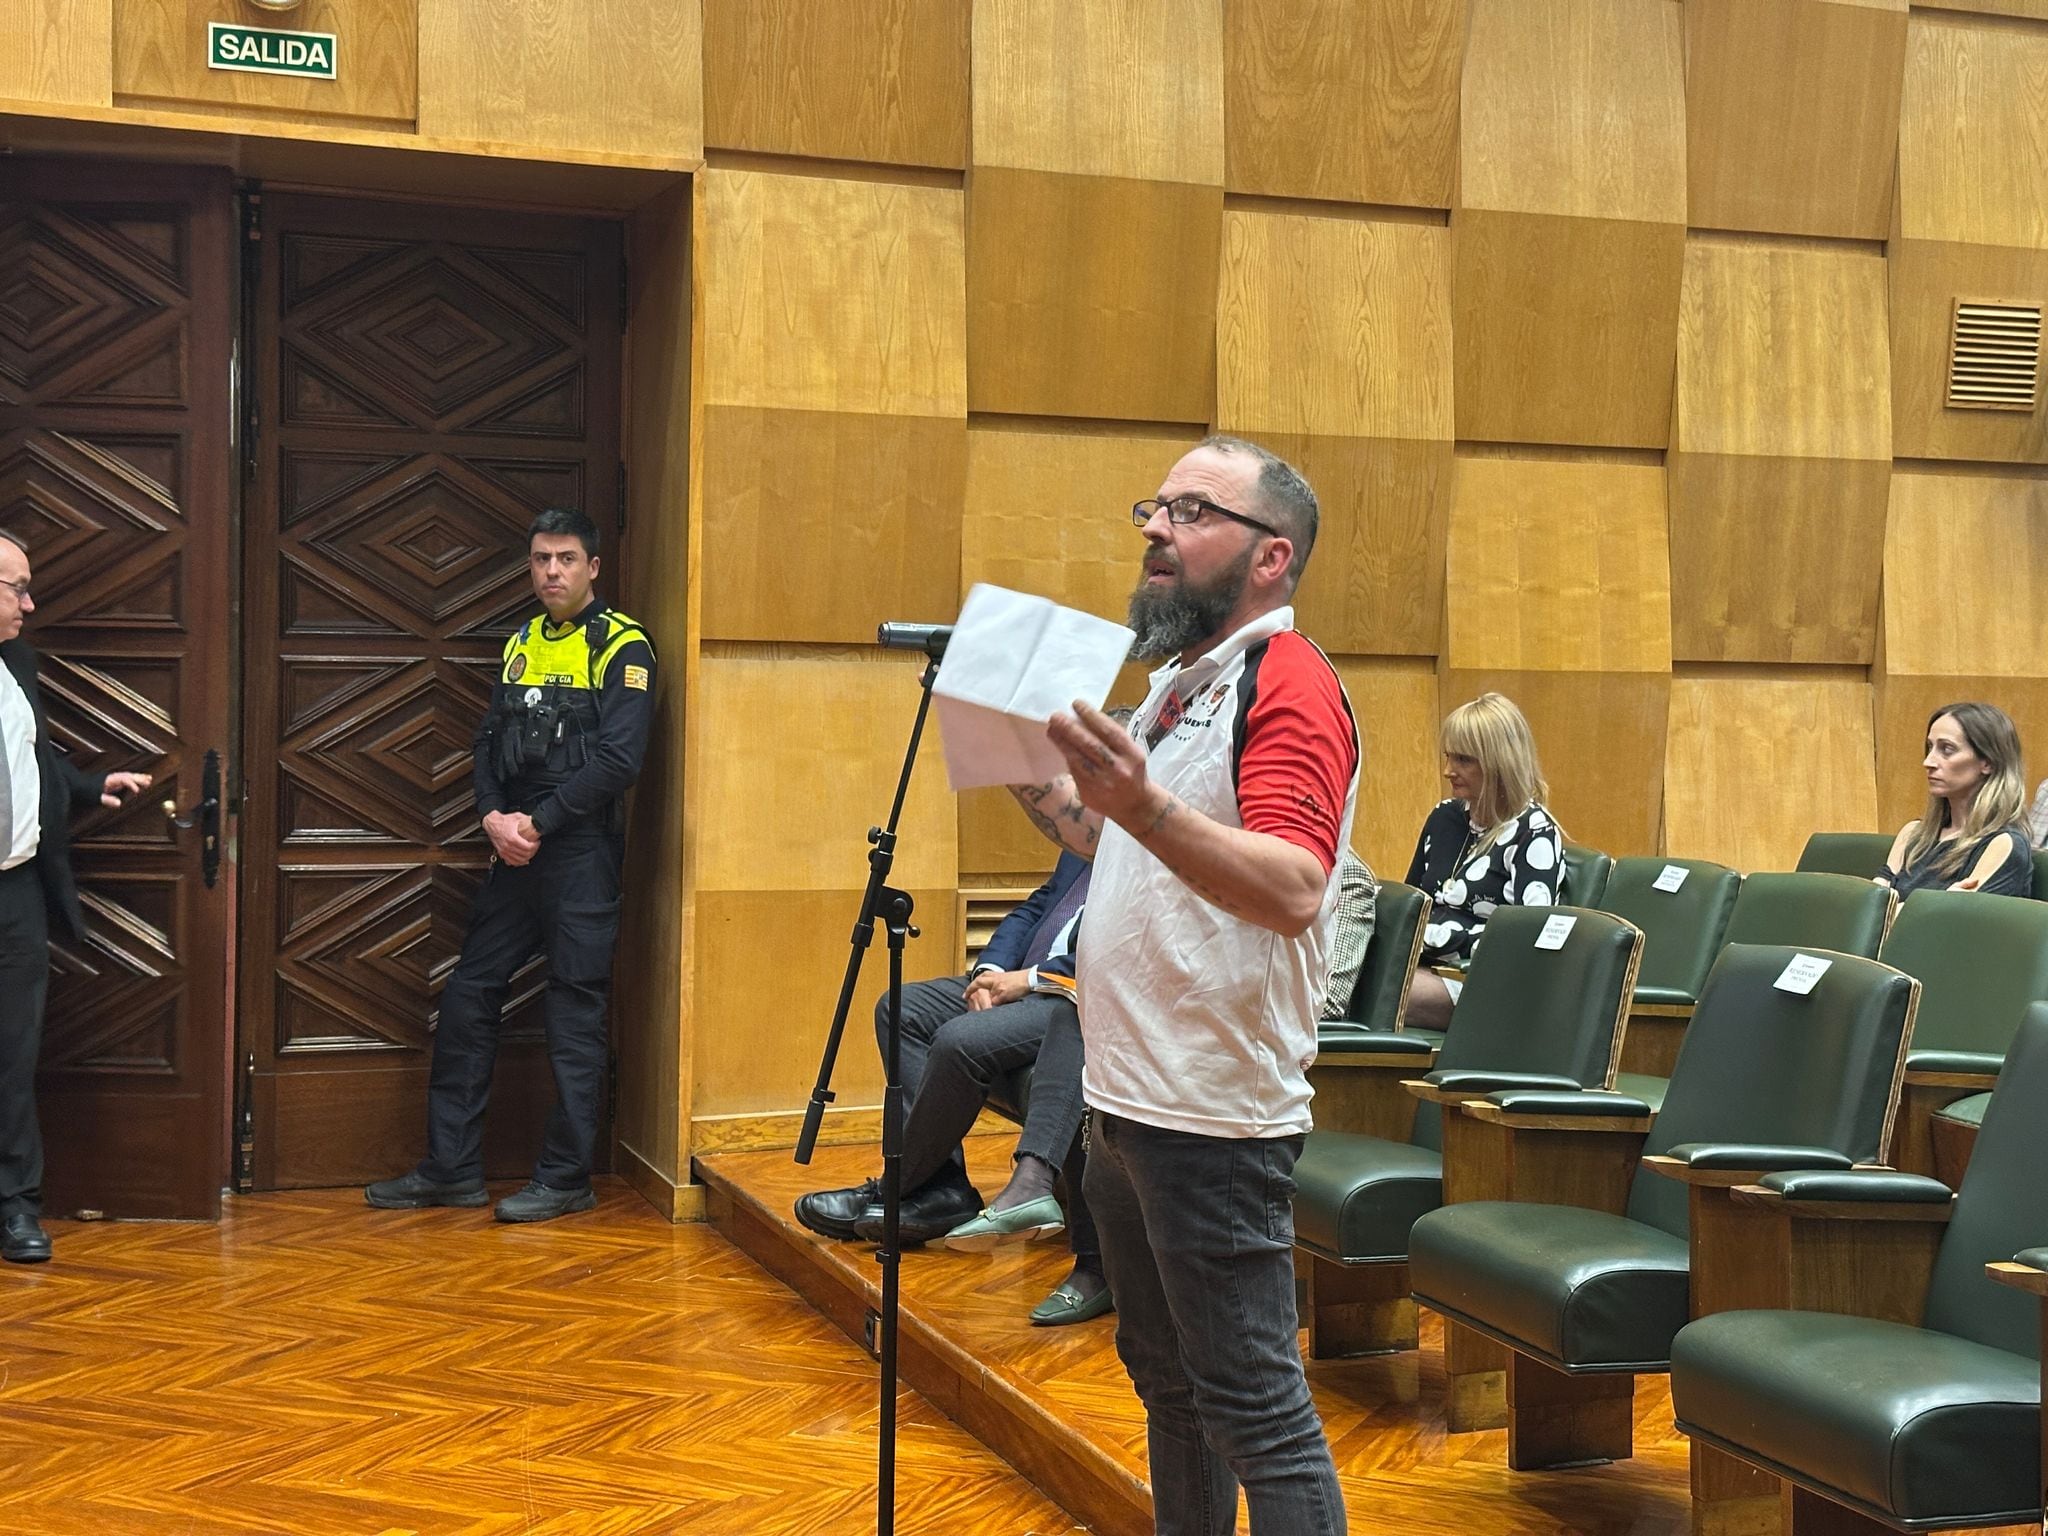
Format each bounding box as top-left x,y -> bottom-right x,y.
1403,693 -> 1562,1030
1878,702 -> 2033,896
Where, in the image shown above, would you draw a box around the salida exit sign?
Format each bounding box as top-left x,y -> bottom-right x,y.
207,22 -> 337,80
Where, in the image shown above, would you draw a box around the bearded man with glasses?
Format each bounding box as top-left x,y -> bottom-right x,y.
1008,435 -> 1360,1535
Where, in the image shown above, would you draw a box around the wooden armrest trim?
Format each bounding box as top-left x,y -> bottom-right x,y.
1461,1102 -> 1654,1132
1316,1051 -> 1441,1070
1986,1261 -> 2048,1297
1629,1003 -> 1695,1019
1642,1154 -> 1760,1187
1402,1079 -> 1490,1105
1731,1184 -> 1957,1223
1903,1070 -> 1999,1090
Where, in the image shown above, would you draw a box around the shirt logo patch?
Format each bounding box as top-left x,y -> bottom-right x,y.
623,664 -> 649,691
504,653 -> 526,682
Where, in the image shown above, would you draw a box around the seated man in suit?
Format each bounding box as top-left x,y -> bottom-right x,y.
796,853 -> 1091,1262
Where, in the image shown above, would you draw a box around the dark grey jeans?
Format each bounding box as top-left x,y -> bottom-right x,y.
878,973 -> 1094,1256
1084,1112 -> 1346,1535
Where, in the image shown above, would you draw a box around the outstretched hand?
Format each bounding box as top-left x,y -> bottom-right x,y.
1046,700 -> 1163,830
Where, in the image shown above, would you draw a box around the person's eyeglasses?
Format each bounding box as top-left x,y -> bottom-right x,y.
1131,496 -> 1280,538
0,580 -> 30,601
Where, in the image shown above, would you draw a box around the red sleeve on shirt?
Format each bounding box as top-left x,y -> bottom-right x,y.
1233,632 -> 1359,875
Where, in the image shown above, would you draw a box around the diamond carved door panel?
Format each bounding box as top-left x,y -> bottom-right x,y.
245,196 -> 621,1188
0,162 -> 234,1219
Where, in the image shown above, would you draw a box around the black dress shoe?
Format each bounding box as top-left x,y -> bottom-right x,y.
364,1169 -> 489,1209
494,1180 -> 598,1223
2,1212 -> 51,1264
794,1178 -> 881,1241
853,1179 -> 983,1246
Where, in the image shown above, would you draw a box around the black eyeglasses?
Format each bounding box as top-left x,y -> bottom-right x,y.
0,580 -> 28,601
1131,496 -> 1280,538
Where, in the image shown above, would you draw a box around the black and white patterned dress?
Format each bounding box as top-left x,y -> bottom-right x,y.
1403,798 -> 1563,966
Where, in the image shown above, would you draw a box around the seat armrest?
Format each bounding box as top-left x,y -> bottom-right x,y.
1988,1260 -> 2048,1297
1421,1069 -> 1585,1095
1904,1049 -> 2004,1084
1460,1089 -> 1655,1132
1729,1169 -> 1957,1222
1316,1027 -> 1437,1058
1645,1144 -> 1854,1188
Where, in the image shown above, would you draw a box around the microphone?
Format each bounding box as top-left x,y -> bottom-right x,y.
877,622 -> 953,658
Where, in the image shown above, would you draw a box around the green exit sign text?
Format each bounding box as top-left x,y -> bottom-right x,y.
208,22 -> 337,80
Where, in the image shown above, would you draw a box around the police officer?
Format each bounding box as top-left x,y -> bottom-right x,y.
366,507 -> 655,1223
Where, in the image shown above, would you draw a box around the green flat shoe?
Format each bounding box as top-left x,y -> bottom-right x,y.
940,1194 -> 1065,1252
1030,1278 -> 1114,1327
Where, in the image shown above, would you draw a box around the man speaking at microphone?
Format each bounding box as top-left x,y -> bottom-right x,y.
1010,435 -> 1358,1535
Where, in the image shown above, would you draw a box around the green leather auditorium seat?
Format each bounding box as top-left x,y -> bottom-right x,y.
2034,847 -> 2048,901
1294,906 -> 1641,1358
1407,944 -> 1918,1486
1877,890 -> 2048,1177
1561,843 -> 1612,907
1718,871 -> 1896,959
1597,857 -> 1742,1010
1320,881 -> 1432,1043
1308,881 -> 1437,1142
1797,831 -> 1895,881
1671,1001 -> 2048,1533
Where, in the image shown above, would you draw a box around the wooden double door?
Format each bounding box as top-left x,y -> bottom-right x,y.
1,161 -> 624,1214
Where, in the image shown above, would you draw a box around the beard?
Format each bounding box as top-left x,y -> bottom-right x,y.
1125,544 -> 1255,662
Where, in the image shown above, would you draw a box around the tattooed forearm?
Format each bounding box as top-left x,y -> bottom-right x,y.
1009,779 -> 1101,858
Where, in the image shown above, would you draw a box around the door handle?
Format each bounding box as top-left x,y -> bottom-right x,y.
161,747 -> 222,888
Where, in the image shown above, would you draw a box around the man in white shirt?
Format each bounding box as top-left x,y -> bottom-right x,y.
1012,437 -> 1359,1534
0,532 -> 155,1263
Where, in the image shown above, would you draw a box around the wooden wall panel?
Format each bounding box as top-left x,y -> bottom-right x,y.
1217,210 -> 1452,653
1455,0 -> 1686,448
417,0 -> 701,160
1877,470 -> 2048,826
1893,11 -> 2048,458
1683,0 -> 1907,241
1669,238 -> 1892,663
701,0 -> 969,169
1443,454 -> 1673,857
0,0 -> 112,106
695,169 -> 966,643
971,0 -> 1222,184
1664,673 -> 1878,872
1899,10 -> 2048,250
967,0 -> 1224,423
1916,0 -> 2048,16
114,0 -> 416,124
615,183 -> 694,1208
1890,239 -> 2048,466
691,644 -> 958,1121
1332,656 -> 1443,880
1460,0 -> 1685,225
1223,0 -> 1464,209
1452,211 -> 1685,450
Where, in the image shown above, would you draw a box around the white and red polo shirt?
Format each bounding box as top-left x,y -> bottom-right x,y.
1078,606 -> 1361,1139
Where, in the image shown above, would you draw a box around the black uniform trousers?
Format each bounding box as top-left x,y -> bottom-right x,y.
0,861 -> 50,1218
421,832 -> 622,1191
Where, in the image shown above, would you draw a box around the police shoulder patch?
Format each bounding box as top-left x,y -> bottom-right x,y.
623,664 -> 650,691
505,653 -> 527,682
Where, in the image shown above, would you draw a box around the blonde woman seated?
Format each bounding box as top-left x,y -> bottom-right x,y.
1878,702 -> 2033,897
1402,693 -> 1561,1031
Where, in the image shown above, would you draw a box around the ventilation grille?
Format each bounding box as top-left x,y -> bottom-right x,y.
961,885 -> 1037,967
1946,299 -> 2042,412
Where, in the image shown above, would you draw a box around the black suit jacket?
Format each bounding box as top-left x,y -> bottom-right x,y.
0,639 -> 107,944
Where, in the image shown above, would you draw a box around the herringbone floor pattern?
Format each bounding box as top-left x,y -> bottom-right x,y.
705,1140 -> 1702,1536
0,1180 -> 1084,1535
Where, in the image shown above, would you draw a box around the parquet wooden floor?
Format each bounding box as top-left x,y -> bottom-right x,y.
702,1139 -> 1702,1536
0,1179 -> 1086,1535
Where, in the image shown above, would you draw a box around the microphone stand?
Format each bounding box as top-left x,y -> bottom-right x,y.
795,656 -> 936,1536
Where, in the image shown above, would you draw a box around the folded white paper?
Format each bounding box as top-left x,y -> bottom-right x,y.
931,584 -> 1135,791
